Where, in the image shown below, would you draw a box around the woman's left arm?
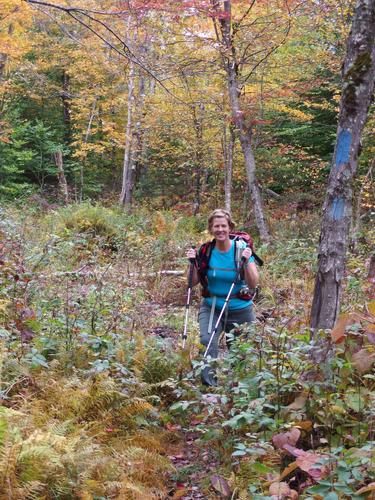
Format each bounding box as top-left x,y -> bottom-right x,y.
241,247 -> 259,288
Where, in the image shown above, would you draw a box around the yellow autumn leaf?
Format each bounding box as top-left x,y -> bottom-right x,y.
367,301 -> 375,317
270,103 -> 313,121
0,299 -> 10,313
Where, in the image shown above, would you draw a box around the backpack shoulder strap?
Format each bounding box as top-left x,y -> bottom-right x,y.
197,240 -> 215,283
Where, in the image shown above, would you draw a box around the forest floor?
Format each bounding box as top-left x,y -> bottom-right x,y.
0,204 -> 374,499
147,312 -> 223,499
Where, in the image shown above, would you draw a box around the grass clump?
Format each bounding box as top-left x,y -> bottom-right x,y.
58,203 -> 119,239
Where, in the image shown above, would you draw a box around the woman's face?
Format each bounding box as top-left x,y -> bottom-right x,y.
210,216 -> 230,242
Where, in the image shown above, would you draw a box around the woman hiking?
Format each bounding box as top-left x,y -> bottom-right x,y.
186,209 -> 259,387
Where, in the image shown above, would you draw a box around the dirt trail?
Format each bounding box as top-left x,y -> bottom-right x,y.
166,425 -> 223,499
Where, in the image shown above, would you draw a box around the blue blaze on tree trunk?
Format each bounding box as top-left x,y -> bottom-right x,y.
310,0 -> 375,332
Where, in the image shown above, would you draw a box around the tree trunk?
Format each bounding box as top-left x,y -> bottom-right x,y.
193,103 -> 204,215
0,53 -> 7,79
227,61 -> 270,242
61,70 -> 71,144
223,123 -> 234,212
218,0 -> 270,242
132,73 -> 147,190
53,151 -> 69,205
350,159 -> 374,250
119,60 -> 135,207
79,97 -> 97,202
368,253 -> 375,280
0,23 -> 12,80
310,0 -> 375,331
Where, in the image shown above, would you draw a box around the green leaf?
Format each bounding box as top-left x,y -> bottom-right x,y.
324,493 -> 339,500
345,393 -> 363,412
334,483 -> 355,494
251,462 -> 271,473
352,468 -> 363,481
307,484 -> 331,495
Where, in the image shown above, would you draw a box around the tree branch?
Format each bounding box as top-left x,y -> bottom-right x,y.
233,0 -> 256,35
24,0 -> 187,104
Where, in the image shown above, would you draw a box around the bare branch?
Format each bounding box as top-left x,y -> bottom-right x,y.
233,0 -> 256,35
31,4 -> 84,45
24,0 -> 188,104
24,0 -> 129,16
241,17 -> 292,86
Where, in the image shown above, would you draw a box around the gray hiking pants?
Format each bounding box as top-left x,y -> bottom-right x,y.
199,301 -> 255,386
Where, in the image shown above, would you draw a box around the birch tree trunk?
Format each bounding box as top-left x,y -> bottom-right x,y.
217,0 -> 270,242
310,0 -> 375,331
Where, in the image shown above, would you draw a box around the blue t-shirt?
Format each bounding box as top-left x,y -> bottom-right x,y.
204,239 -> 253,310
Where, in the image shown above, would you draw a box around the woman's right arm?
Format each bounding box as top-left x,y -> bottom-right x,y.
186,247 -> 200,286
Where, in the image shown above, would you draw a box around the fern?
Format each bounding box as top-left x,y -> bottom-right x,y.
0,357 -> 172,497
124,431 -> 166,453
106,478 -> 165,500
121,398 -> 154,419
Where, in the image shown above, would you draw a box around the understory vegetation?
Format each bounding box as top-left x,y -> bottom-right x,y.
0,202 -> 374,499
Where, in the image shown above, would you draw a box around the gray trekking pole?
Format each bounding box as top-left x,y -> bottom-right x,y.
203,254 -> 246,358
182,246 -> 196,349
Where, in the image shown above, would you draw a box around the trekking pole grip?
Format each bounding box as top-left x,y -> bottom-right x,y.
189,245 -> 196,264
187,245 -> 196,289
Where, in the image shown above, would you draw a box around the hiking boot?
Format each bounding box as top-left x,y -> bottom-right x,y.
201,366 -> 218,387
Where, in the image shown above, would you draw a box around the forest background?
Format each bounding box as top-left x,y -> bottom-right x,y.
0,0 -> 374,499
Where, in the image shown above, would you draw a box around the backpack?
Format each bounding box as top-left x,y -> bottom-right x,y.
196,231 -> 263,298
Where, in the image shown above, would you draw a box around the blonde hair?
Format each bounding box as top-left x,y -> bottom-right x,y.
207,209 -> 235,232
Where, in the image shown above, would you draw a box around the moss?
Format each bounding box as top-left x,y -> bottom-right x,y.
344,52 -> 372,85
342,51 -> 372,115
